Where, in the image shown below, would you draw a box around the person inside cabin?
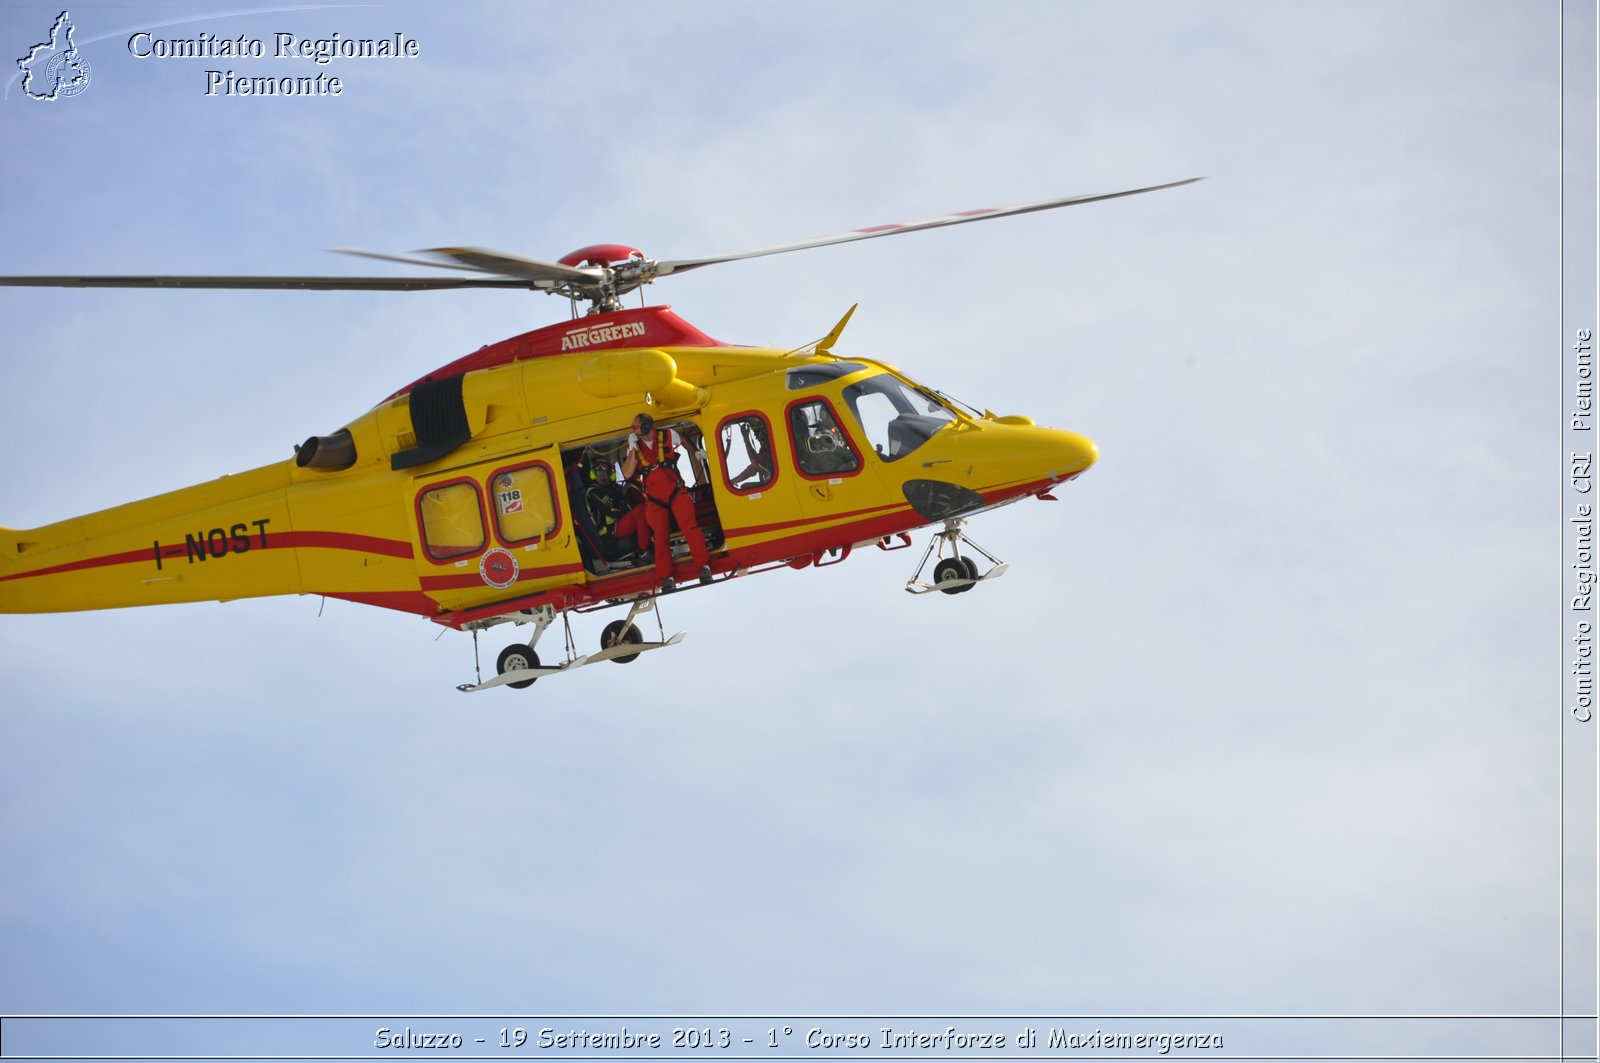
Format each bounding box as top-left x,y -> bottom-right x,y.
571,445 -> 637,565
726,419 -> 774,490
621,412 -> 712,593
613,496 -> 652,564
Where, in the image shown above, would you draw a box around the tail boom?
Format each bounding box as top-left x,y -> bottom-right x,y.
0,465 -> 303,614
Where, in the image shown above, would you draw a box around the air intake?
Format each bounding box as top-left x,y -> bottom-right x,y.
391,374 -> 471,471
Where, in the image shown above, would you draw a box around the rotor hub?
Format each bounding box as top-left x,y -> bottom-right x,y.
558,244 -> 646,269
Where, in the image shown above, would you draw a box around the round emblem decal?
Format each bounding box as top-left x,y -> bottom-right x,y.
479,547 -> 519,589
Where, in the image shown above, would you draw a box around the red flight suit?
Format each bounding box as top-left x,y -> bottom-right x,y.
630,429 -> 710,580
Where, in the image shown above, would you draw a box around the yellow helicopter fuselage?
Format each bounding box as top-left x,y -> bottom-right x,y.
0,306 -> 1097,627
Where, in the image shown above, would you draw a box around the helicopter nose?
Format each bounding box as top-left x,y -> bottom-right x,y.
1049,429 -> 1098,480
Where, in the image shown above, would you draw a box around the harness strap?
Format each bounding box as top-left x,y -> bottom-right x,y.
637,429 -> 679,471
646,481 -> 682,508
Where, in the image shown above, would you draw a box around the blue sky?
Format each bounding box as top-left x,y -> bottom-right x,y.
0,1 -> 1590,1059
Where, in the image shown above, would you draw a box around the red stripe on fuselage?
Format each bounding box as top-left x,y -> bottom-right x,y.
279,530 -> 414,559
0,529 -> 414,583
419,560 -> 585,592
0,545 -> 157,583
720,499 -> 914,539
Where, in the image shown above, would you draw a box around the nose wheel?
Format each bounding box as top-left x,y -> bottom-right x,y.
906,520 -> 1008,595
932,556 -> 980,594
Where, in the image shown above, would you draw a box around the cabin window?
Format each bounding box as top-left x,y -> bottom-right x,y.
418,480 -> 485,561
491,463 -> 558,544
718,413 -> 777,493
788,398 -> 861,478
841,373 -> 957,462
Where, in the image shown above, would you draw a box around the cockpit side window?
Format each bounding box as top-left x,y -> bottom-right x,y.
787,398 -> 861,478
841,373 -> 957,462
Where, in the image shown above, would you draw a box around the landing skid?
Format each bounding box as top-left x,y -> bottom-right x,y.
905,519 -> 1008,595
456,597 -> 687,693
455,632 -> 687,692
457,657 -> 588,692
588,628 -> 687,665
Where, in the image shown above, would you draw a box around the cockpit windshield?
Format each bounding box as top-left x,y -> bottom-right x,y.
841,372 -> 958,463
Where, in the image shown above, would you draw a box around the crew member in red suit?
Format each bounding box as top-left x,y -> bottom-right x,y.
621,412 -> 713,592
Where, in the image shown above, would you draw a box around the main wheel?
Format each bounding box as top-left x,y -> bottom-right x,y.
956,555 -> 980,593
496,645 -> 540,689
601,620 -> 644,664
933,557 -> 968,595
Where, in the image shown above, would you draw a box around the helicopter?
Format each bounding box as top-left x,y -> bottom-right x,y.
0,178 -> 1198,691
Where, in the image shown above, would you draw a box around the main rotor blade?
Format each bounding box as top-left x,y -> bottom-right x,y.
0,248 -> 605,294
419,247 -> 602,286
332,247 -> 506,274
0,178 -> 1200,300
0,273 -> 540,291
655,177 -> 1204,276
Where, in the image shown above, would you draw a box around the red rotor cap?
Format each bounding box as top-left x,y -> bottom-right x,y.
558,243 -> 645,268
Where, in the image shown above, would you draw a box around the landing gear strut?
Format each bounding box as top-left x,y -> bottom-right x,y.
906,519 -> 1008,595
455,597 -> 688,693
595,596 -> 665,665
486,604 -> 561,689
